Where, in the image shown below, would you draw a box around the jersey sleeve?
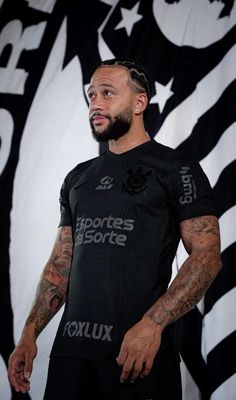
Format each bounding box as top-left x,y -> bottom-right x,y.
58,177 -> 72,227
168,152 -> 217,222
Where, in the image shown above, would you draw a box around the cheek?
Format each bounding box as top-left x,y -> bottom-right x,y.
114,100 -> 133,115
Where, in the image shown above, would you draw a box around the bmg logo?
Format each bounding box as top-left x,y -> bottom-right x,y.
179,166 -> 197,204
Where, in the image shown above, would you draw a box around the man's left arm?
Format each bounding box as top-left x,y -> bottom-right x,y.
116,215 -> 222,383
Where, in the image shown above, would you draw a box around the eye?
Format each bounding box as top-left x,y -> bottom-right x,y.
103,89 -> 112,98
87,92 -> 95,101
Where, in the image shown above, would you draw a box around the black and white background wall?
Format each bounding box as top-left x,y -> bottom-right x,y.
0,1 -> 235,399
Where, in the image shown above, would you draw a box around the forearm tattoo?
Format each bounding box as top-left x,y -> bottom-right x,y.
26,226 -> 73,337
146,216 -> 222,327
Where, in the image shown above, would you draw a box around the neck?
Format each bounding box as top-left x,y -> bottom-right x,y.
108,128 -> 150,155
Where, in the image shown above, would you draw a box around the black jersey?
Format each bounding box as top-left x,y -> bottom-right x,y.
50,139 -> 216,361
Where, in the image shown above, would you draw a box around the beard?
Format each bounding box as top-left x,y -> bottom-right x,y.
90,107 -> 132,143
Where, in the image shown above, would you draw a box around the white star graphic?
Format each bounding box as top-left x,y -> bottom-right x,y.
115,1 -> 143,36
150,78 -> 174,113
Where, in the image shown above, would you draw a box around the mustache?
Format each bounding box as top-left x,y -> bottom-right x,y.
89,111 -> 111,121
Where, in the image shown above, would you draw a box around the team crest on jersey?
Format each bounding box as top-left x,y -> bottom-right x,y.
95,176 -> 113,190
123,167 -> 152,195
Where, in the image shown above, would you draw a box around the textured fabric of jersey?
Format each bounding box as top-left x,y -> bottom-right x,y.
50,139 -> 216,361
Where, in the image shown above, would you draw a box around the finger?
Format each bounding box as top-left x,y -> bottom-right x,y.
129,360 -> 144,383
15,369 -> 30,392
8,371 -> 30,393
24,355 -> 33,380
140,358 -> 154,378
116,353 -> 128,367
8,374 -> 21,392
116,346 -> 128,367
15,383 -> 30,394
8,362 -> 23,390
120,356 -> 135,383
15,380 -> 30,394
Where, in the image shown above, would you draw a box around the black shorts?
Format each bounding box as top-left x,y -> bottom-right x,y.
43,351 -> 182,400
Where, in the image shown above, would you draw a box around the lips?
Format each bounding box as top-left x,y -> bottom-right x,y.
90,113 -> 108,125
93,115 -> 106,122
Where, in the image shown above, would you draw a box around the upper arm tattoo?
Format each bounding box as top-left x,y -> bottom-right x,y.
180,215 -> 221,254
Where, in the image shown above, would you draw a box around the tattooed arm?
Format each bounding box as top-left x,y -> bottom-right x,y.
8,226 -> 73,393
144,215 -> 222,326
116,215 -> 222,384
25,226 -> 73,337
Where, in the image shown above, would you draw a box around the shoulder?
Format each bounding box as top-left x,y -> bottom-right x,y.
151,140 -> 205,180
151,139 -> 198,163
147,139 -> 187,168
63,155 -> 100,187
147,139 -> 194,178
148,138 -> 176,156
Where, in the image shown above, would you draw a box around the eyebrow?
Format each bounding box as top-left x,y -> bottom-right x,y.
87,83 -> 116,93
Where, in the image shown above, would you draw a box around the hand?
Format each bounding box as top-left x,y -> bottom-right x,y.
8,339 -> 37,393
116,317 -> 162,384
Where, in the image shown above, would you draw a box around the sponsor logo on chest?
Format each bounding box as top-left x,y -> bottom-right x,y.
63,321 -> 113,342
95,176 -> 113,190
75,215 -> 135,247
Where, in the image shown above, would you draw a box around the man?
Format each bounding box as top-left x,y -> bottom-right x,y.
8,58 -> 222,399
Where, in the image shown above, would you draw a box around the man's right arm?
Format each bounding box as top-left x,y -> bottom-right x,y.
8,226 -> 73,393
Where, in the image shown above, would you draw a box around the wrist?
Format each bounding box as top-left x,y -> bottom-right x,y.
21,324 -> 38,343
142,315 -> 164,334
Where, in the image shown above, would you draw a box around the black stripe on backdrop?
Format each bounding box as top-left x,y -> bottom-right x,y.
176,308 -> 207,393
204,243 -> 236,314
214,160 -> 236,218
177,80 -> 236,161
207,331 -> 236,395
63,0 -> 110,80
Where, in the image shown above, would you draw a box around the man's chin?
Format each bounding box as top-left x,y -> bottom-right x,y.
92,130 -> 109,143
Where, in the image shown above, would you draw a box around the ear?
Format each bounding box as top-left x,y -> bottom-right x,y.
133,93 -> 148,115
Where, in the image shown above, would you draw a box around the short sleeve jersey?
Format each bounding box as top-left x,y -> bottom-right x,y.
50,139 -> 216,361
